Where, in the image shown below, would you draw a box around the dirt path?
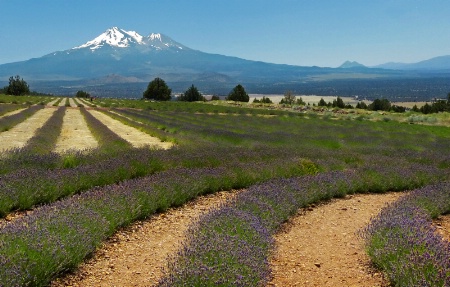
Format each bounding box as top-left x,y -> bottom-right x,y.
54,108 -> 98,153
269,192 -> 404,287
51,190 -> 239,287
435,214 -> 450,242
88,109 -> 173,149
0,107 -> 56,152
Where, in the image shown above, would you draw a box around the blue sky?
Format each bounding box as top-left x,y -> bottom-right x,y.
1,0 -> 449,67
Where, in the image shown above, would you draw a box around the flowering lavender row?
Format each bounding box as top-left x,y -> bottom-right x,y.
0,157 -> 308,286
20,106 -> 66,154
0,105 -> 43,132
0,104 -> 25,117
79,107 -> 131,151
360,182 -> 450,286
158,160 -> 445,286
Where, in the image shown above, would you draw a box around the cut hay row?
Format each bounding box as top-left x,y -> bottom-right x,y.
0,105 -> 170,153
88,109 -> 173,149
54,108 -> 98,153
0,107 -> 56,152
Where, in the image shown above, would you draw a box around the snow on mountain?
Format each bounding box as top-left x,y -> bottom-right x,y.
74,27 -> 144,50
73,27 -> 186,52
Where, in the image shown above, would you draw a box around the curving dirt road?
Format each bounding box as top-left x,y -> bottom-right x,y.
51,190 -> 239,287
268,192 -> 403,287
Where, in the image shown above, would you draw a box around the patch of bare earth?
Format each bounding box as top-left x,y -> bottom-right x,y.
434,214 -> 450,242
0,107 -> 56,152
269,192 -> 404,287
51,190 -> 239,287
88,109 -> 173,149
54,108 -> 98,153
0,108 -> 27,117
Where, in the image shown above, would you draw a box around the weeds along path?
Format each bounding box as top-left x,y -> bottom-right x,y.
88,109 -> 173,149
54,108 -> 98,153
269,192 -> 403,287
51,190 -> 239,287
0,107 -> 57,152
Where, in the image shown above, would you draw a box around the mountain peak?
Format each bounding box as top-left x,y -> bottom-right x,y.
73,27 -> 186,52
74,27 -> 144,50
339,60 -> 366,69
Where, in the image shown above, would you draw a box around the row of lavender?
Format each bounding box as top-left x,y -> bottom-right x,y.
0,157 -> 311,286
361,182 -> 450,286
158,161 -> 449,286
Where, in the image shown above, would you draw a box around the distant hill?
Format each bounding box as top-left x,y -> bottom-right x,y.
374,55 -> 450,71
0,27 -> 448,97
338,61 -> 367,69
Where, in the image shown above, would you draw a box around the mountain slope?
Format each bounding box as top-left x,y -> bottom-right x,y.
374,55 -> 450,71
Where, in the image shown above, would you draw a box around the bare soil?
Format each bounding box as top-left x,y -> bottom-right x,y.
88,109 -> 173,149
268,192 -> 404,287
51,190 -> 239,287
434,214 -> 450,242
54,108 -> 98,153
0,107 -> 56,152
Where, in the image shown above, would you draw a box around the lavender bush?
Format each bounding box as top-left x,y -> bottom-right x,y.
158,161 -> 446,286
361,182 -> 450,286
21,106 -> 65,154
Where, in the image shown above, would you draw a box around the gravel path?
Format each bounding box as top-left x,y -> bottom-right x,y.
54,108 -> 98,153
0,107 -> 56,152
51,190 -> 239,287
88,109 -> 173,149
269,192 -> 404,287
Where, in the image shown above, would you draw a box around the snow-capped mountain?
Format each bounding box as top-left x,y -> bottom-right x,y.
73,27 -> 187,52
1,26 -> 447,97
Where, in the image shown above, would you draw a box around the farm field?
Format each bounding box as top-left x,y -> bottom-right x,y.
0,95 -> 449,286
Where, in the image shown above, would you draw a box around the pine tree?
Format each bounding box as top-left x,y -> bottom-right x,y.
143,78 -> 172,101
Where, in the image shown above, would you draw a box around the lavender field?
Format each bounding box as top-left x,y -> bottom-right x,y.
0,97 -> 449,286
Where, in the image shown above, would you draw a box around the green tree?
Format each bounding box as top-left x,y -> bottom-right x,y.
143,77 -> 172,101
356,101 -> 368,109
296,97 -> 306,105
369,98 -> 391,111
75,90 -> 90,98
318,98 -> 327,107
280,90 -> 296,105
333,96 -> 345,108
5,75 -> 30,96
226,84 -> 249,102
178,84 -> 204,102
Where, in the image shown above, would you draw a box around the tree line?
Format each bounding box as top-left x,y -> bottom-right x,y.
142,77 -> 249,102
